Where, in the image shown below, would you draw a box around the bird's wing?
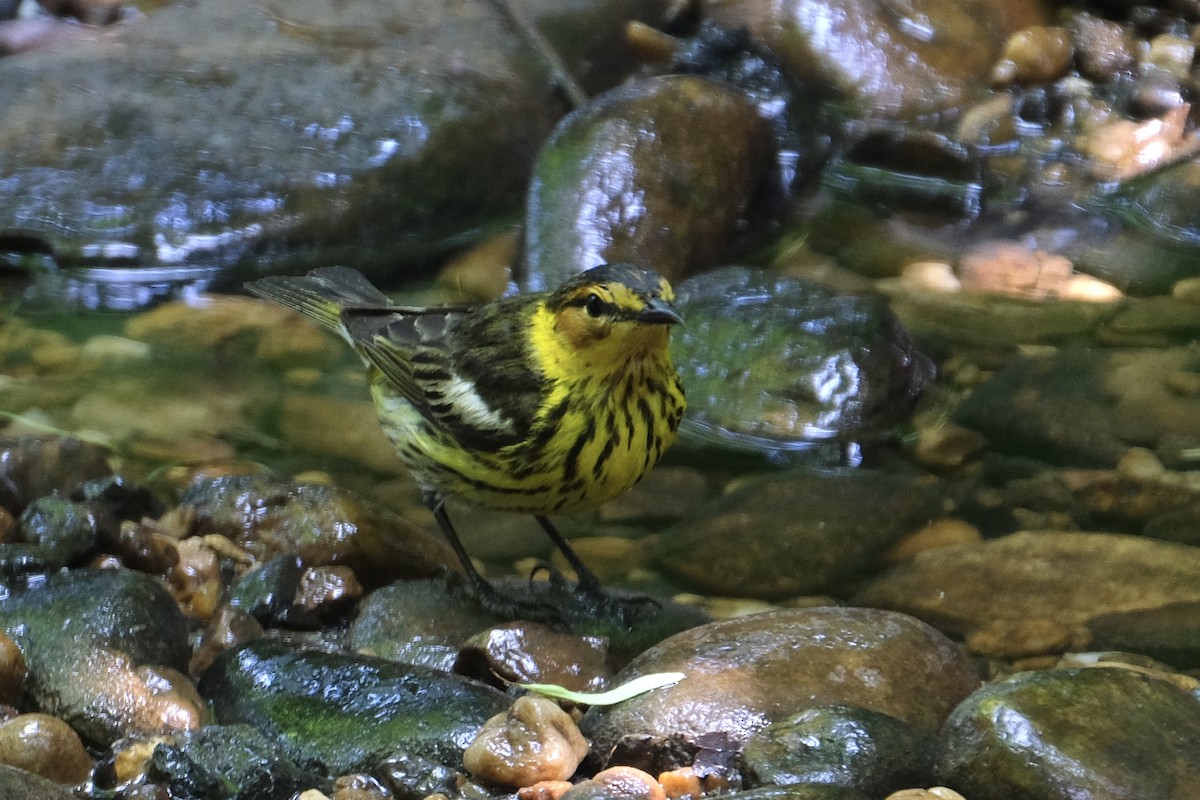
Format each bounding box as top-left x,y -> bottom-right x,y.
347,304 -> 540,452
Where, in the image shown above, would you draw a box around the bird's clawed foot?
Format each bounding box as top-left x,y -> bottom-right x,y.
529,561 -> 662,628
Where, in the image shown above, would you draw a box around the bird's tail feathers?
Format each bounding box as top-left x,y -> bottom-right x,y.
245,266 -> 391,333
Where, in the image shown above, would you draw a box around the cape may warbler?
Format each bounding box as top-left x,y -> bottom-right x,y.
246,263 -> 685,615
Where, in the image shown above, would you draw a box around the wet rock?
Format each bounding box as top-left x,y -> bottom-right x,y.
201,638 -> 511,773
883,286 -> 1119,350
1087,602 -> 1200,669
0,763 -> 80,799
706,0 -> 1042,118
189,604 -> 265,677
0,568 -> 195,745
563,766 -> 665,800
278,393 -> 407,475
581,607 -> 978,772
935,667 -> 1200,799
348,579 -> 507,672
669,268 -> 934,465
0,713 -> 92,784
376,751 -> 462,799
0,0 -> 670,286
855,531 -> 1200,640
953,348 -> 1200,467
0,436 -> 111,515
228,554 -> 316,628
0,631 -> 25,705
457,622 -> 610,693
990,26 -> 1073,87
1069,13 -> 1133,82
14,496 -> 99,569
657,471 -> 946,598
464,696 -> 589,787
149,724 -> 330,800
295,565 -> 363,615
179,475 -> 458,587
522,75 -> 776,289
742,705 -> 935,795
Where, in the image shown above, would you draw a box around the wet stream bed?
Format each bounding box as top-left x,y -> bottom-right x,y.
3,0 -> 1200,799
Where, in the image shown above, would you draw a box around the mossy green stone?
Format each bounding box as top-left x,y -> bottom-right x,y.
201,638 -> 511,774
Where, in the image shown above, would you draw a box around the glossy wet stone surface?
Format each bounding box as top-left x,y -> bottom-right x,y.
581,607 -> 978,773
201,637 -> 512,774
935,667 -> 1200,799
0,568 -> 194,746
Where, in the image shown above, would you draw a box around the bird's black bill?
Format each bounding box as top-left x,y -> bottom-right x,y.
635,299 -> 683,325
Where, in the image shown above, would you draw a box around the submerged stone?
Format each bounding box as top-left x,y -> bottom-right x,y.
200,638 -> 512,774
935,667 -> 1200,799
669,267 -> 934,465
0,436 -> 112,516
952,348 -> 1200,467
657,470 -> 944,598
854,531 -> 1200,640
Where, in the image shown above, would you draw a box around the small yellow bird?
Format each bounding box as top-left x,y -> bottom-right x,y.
246,263 -> 685,617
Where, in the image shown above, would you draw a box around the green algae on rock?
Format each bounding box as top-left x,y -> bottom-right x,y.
0,568 -> 195,746
200,638 -> 511,774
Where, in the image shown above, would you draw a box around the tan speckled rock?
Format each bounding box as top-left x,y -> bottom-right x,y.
465,696 -> 589,787
0,714 -> 91,784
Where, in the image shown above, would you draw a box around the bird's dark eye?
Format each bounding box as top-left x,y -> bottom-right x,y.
583,293 -> 604,318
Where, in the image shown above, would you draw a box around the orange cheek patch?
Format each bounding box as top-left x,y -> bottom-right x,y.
555,308 -> 607,350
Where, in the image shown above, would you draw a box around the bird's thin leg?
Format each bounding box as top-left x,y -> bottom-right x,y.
534,515 -> 602,594
425,493 -> 562,621
424,492 -> 495,592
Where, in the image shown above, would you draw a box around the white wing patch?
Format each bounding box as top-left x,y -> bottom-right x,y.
439,374 -> 516,435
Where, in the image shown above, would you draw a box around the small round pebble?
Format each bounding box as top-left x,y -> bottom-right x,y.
464,696 -> 589,787
657,767 -> 702,800
885,788 -> 967,800
0,632 -> 26,706
517,780 -> 575,800
965,618 -> 1082,659
881,518 -> 982,564
901,261 -> 961,294
0,713 -> 92,784
295,565 -> 364,613
991,26 -> 1073,86
1065,274 -> 1123,303
562,767 -> 665,800
1116,447 -> 1166,480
